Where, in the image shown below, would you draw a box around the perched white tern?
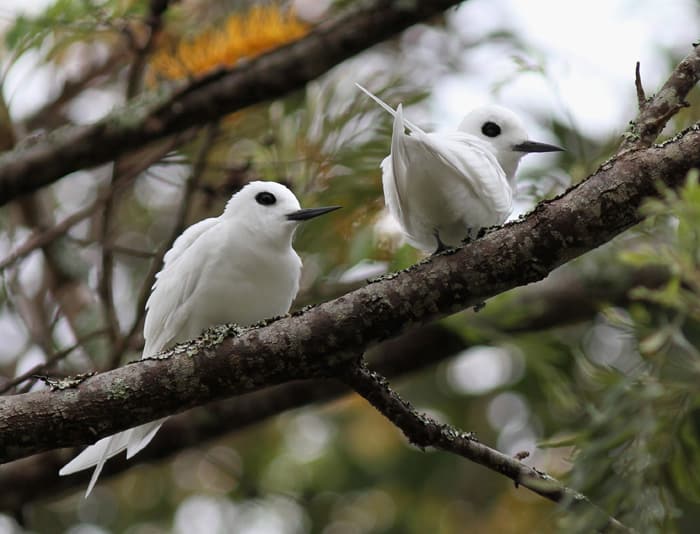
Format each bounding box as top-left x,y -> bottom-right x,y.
59,181 -> 340,497
356,84 -> 563,253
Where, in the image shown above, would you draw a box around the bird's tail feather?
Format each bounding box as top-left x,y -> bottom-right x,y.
355,83 -> 424,135
59,431 -> 131,497
59,419 -> 166,497
126,418 -> 166,459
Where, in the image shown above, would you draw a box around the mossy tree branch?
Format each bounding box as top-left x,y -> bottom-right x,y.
1,119 -> 699,464
0,0 -> 464,206
0,268 -> 668,511
0,265 -> 669,507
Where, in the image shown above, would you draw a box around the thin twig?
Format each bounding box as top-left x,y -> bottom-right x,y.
61,235 -> 157,259
98,43 -> 149,347
97,131 -> 197,351
11,196 -> 88,364
2,261 -> 54,358
23,47 -> 125,131
0,196 -> 106,272
125,0 -> 171,97
4,134 -> 195,375
98,0 -> 174,348
0,329 -> 108,395
107,122 -> 219,367
621,45 -> 699,151
97,183 -> 120,345
339,360 -> 634,534
634,62 -> 646,110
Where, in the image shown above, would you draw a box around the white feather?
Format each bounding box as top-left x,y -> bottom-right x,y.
358,84 -> 557,252
355,83 -> 425,135
59,181 -> 332,497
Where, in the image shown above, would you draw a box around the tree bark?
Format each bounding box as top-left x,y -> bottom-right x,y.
0,264 -> 668,506
1,122 -> 699,463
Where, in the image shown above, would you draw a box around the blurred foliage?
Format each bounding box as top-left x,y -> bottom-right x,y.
3,0 -> 142,67
1,0 -> 700,533
519,174 -> 700,533
148,3 -> 310,82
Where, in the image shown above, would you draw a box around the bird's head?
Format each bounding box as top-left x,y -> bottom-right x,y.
458,105 -> 563,179
224,181 -> 340,245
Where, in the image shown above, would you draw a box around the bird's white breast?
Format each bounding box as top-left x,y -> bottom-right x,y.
143,220 -> 301,355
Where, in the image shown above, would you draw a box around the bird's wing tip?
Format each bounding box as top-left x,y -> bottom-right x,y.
355,84 -> 424,135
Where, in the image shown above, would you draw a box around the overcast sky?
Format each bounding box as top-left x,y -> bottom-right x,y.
432,0 -> 698,138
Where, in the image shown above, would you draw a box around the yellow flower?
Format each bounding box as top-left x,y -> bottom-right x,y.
149,4 -> 310,81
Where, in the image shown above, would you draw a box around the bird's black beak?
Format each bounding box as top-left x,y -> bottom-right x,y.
512,140 -> 565,153
286,205 -> 341,221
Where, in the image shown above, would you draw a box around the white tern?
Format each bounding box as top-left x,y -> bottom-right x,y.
356,84 -> 563,253
59,181 -> 340,497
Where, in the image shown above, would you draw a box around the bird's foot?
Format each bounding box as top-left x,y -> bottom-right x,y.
432,231 -> 450,256
461,227 -> 493,246
472,301 -> 486,313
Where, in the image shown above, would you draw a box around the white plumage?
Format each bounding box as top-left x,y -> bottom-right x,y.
59,181 -> 339,497
357,84 -> 562,253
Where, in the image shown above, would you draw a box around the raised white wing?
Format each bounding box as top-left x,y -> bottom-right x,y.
355,85 -> 422,238
419,130 -> 512,219
382,103 -> 411,228
355,83 -> 425,135
393,129 -> 511,249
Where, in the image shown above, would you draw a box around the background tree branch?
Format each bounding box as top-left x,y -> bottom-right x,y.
0,0 -> 464,206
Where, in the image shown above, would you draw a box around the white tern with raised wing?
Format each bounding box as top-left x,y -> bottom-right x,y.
59,181 -> 340,497
357,84 -> 563,253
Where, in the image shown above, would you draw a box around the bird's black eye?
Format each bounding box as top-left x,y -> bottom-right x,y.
481,121 -> 501,138
255,192 -> 277,206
